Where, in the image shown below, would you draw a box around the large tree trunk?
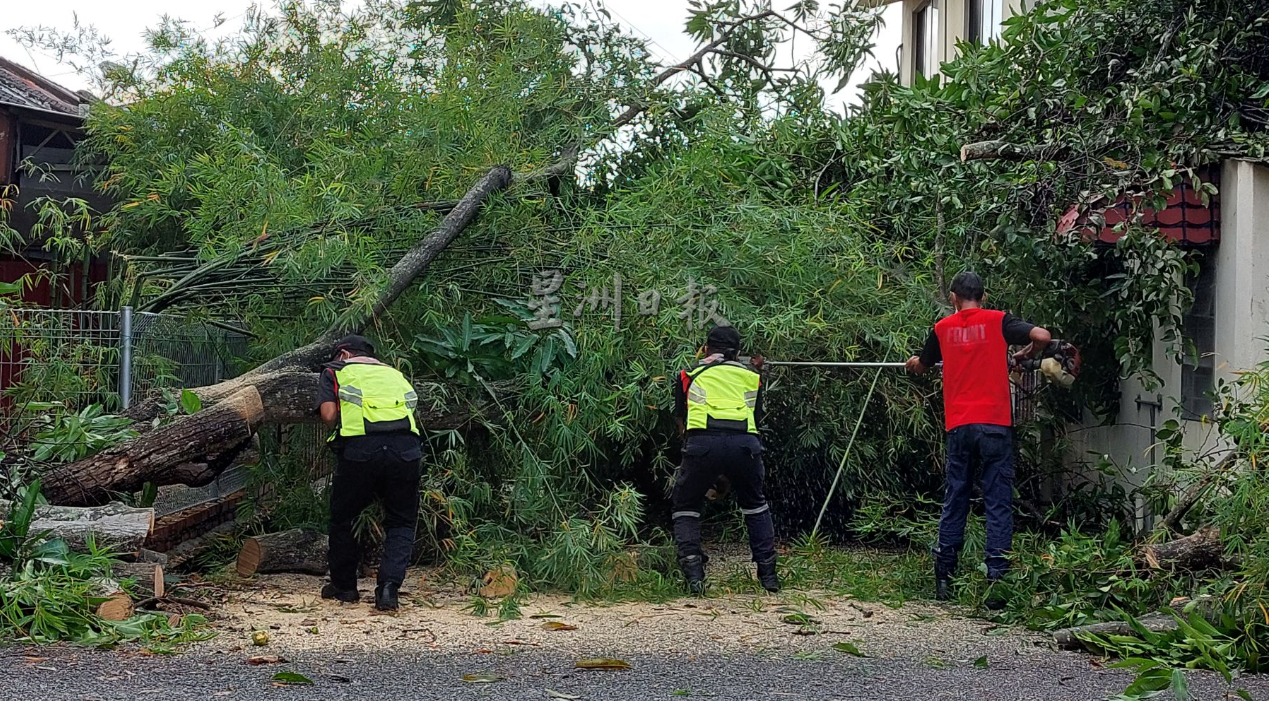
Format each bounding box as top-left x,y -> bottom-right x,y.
236,529 -> 328,576
0,499 -> 154,557
40,387 -> 264,506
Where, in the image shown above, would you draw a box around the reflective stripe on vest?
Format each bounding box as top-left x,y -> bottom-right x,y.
684,361 -> 759,434
328,363 -> 420,441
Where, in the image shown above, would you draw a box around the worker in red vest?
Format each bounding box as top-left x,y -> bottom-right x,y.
905,272 -> 1051,609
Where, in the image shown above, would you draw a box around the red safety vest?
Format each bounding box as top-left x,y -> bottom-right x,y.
934,308 -> 1011,431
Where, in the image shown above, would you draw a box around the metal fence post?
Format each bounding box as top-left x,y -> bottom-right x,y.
119,306 -> 134,410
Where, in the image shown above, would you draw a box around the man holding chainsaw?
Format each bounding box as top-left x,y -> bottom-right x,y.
671,325 -> 779,596
905,272 -> 1052,608
316,334 -> 422,612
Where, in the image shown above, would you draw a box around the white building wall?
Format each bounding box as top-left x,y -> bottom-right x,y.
1061,159 -> 1270,530
892,0 -> 1026,86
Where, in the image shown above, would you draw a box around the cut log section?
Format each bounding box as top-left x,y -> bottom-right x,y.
0,500 -> 154,557
111,562 -> 165,598
164,519 -> 240,569
237,529 -> 329,577
96,592 -> 135,622
1137,526 -> 1225,571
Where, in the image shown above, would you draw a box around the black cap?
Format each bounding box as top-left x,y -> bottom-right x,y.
332,334 -> 375,358
705,325 -> 741,352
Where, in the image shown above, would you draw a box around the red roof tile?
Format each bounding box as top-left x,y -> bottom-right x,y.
1061,170 -> 1220,246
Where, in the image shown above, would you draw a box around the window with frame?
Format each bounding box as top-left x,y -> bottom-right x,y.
1180,250 -> 1216,420
912,2 -> 940,82
967,0 -> 1004,45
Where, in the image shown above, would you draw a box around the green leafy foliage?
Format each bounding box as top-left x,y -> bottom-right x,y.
3,0 -> 1265,624
27,405 -> 138,464
1,481 -> 215,650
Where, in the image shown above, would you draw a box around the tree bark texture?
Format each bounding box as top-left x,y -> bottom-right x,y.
0,499 -> 154,557
39,387 -> 264,506
236,529 -> 329,576
1136,526 -> 1225,571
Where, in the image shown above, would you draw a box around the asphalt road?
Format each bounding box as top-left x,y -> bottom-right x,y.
2,644 -> 1266,701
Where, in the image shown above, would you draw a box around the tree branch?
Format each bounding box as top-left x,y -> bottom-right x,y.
960,140 -> 1070,163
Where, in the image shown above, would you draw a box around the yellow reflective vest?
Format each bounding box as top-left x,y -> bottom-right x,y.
328,362 -> 420,441
683,360 -> 760,434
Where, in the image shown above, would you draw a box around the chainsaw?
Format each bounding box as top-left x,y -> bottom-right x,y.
1009,340 -> 1081,388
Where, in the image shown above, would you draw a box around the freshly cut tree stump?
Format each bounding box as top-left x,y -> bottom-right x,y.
0,500 -> 154,557
97,592 -> 135,621
237,529 -> 329,577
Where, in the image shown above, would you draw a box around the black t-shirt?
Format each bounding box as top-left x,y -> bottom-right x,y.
918,312 -> 1037,367
317,360 -> 422,462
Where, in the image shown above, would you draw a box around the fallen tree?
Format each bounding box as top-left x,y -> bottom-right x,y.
31,3 -> 808,508
40,167 -> 514,505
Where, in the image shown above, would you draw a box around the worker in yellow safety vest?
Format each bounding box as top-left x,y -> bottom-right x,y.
316,334 -> 421,611
671,325 -> 779,595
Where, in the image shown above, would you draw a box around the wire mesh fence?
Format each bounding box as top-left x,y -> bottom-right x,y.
0,307 -> 248,425
0,307 -> 254,512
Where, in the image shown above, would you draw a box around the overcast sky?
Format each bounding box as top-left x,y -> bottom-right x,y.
0,0 -> 901,111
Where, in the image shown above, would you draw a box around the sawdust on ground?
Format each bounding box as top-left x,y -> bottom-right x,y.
198,555 -> 1056,667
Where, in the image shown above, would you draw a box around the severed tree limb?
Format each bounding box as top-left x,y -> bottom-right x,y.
1136,526 -> 1225,571
1054,596 -> 1219,651
1156,448 -> 1241,534
0,500 -> 155,557
960,140 -> 1069,163
236,529 -> 328,576
40,387 -> 264,506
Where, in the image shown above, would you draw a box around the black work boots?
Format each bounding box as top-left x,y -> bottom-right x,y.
375,582 -> 401,611
679,554 -> 706,596
756,560 -> 781,593
321,581 -> 400,610
934,561 -> 955,602
983,578 -> 1007,611
321,583 -> 359,603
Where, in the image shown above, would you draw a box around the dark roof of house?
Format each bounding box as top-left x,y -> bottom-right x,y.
0,56 -> 91,119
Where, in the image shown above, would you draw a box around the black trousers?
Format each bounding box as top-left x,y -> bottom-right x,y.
328,450 -> 421,591
671,432 -> 776,565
